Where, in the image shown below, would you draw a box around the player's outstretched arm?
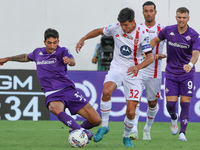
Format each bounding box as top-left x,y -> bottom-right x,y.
63,56 -> 75,66
0,54 -> 30,66
76,28 -> 104,53
150,36 -> 162,48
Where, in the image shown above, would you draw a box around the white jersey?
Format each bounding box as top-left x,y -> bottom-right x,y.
103,23 -> 152,72
140,22 -> 165,78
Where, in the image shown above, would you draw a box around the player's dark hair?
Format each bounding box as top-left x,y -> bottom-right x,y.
176,7 -> 189,14
44,28 -> 59,41
117,8 -> 135,23
143,1 -> 156,10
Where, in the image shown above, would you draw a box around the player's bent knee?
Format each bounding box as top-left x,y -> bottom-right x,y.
93,119 -> 102,126
89,115 -> 102,127
148,100 -> 157,108
102,93 -> 111,101
48,101 -> 64,116
126,111 -> 135,120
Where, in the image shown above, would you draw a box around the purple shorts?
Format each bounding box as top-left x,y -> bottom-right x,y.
165,74 -> 194,97
45,87 -> 88,115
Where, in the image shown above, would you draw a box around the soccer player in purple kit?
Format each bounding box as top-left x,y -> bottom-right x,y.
151,7 -> 200,141
0,28 -> 101,143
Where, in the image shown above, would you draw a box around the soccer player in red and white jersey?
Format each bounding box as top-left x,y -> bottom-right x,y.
130,1 -> 166,140
76,8 -> 154,147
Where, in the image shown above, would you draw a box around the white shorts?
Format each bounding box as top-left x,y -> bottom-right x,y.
142,75 -> 163,101
104,67 -> 142,101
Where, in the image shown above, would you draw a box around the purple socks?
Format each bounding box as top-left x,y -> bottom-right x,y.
57,111 -> 81,130
167,101 -> 190,134
167,101 -> 177,120
80,120 -> 96,129
180,102 -> 190,134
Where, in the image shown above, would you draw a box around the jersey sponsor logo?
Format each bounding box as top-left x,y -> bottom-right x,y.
115,34 -> 119,37
36,58 -> 57,65
168,41 -> 190,49
120,45 -> 131,56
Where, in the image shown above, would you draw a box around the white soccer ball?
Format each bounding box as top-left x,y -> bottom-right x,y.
68,129 -> 88,148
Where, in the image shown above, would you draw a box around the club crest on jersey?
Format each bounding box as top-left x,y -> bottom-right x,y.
186,36 -> 191,41
120,45 -> 131,56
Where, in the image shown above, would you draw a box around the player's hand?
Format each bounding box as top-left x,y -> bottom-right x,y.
127,66 -> 139,77
92,57 -> 98,64
154,54 -> 166,60
183,64 -> 192,73
0,57 -> 9,66
63,56 -> 70,65
76,37 -> 86,53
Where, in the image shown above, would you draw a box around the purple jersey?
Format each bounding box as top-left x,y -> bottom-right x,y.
27,46 -> 75,92
158,24 -> 200,76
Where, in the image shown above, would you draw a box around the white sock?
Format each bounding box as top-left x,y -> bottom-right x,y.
123,116 -> 134,137
131,103 -> 140,132
100,100 -> 111,127
144,104 -> 158,131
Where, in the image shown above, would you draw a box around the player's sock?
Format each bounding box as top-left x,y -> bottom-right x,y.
131,103 -> 140,132
180,102 -> 190,134
57,111 -> 81,130
80,120 -> 96,129
144,104 -> 158,130
167,101 -> 177,120
100,100 -> 111,127
123,116 -> 134,137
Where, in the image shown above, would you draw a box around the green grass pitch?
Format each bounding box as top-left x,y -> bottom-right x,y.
0,121 -> 199,150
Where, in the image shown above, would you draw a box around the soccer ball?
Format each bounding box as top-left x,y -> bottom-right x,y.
68,129 -> 88,148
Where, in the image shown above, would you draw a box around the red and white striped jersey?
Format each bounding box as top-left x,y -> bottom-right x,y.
140,22 -> 165,78
103,22 -> 152,72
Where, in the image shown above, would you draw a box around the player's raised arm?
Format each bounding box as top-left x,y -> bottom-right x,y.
150,36 -> 162,49
76,28 -> 104,53
0,54 -> 30,65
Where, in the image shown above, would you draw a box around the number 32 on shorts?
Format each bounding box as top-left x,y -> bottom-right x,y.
129,89 -> 139,99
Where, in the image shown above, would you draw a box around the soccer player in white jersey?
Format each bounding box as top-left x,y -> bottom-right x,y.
130,1 -> 166,140
76,8 -> 154,147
